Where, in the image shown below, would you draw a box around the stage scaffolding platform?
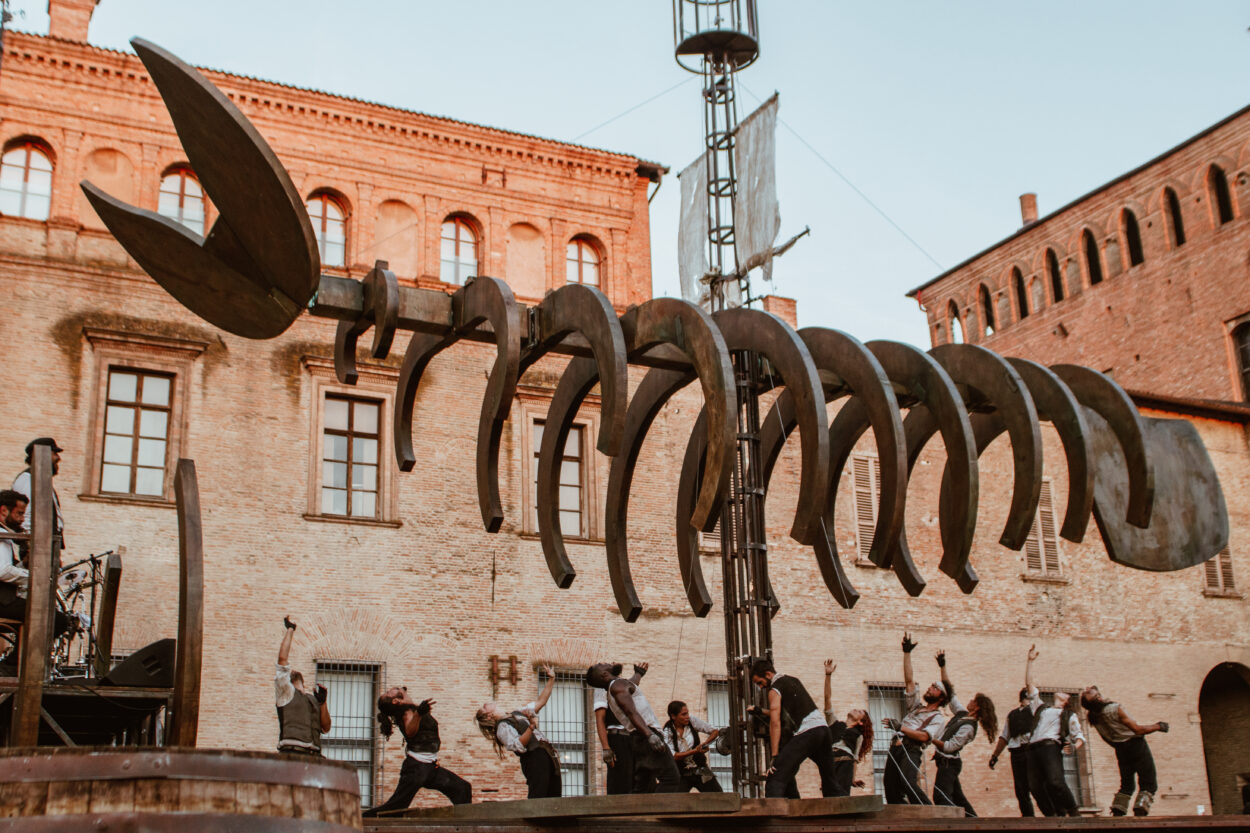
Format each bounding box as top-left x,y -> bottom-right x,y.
0,675 -> 171,747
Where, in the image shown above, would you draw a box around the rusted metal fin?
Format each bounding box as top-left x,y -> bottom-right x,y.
170,459 -> 204,747
714,308 -> 829,543
1052,364 -> 1154,529
525,284 -> 628,456
606,368 -> 695,622
674,410 -> 715,616
334,262 -> 402,382
393,331 -> 459,472
931,344 -> 1042,557
621,299 -> 734,531
86,39 -> 320,338
455,277 -> 520,533
1007,358 -> 1094,542
537,357 -> 600,588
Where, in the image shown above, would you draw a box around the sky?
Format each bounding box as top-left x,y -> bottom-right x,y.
9,1 -> 1250,346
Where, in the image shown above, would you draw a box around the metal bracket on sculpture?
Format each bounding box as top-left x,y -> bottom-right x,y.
335,261 -> 399,384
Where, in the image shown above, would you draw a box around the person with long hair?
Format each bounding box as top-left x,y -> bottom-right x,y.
930,650 -> 997,816
361,686 -> 471,817
989,688 -> 1051,816
663,700 -> 722,792
474,665 -> 562,799
822,659 -> 873,797
1024,646 -> 1083,818
1080,685 -> 1168,817
881,633 -> 947,805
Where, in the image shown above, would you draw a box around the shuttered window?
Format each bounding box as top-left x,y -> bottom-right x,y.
1025,479 -> 1061,574
699,514 -> 723,552
1204,547 -> 1236,595
852,454 -> 880,563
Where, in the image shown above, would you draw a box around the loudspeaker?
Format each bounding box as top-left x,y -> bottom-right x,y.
101,638 -> 176,687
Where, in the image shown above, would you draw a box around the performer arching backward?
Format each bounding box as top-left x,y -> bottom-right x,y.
362,686 -> 472,816
821,660 -> 872,797
1080,685 -> 1168,817
663,700 -> 723,793
474,664 -> 562,799
1024,646 -> 1084,817
930,650 -> 996,816
881,633 -> 946,805
585,661 -> 681,792
593,662 -> 647,794
989,687 -> 1050,816
275,617 -> 330,756
749,658 -> 840,798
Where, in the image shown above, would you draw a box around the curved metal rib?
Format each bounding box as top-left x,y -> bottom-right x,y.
1006,358 -> 1093,542
455,278 -> 521,533
674,410 -> 715,616
393,332 -> 458,471
1051,365 -> 1154,529
84,39 -> 319,338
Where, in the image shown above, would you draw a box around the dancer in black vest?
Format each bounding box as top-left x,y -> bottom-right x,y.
1080,685 -> 1167,817
822,660 -> 872,797
989,688 -> 1050,816
274,617 -> 330,755
929,651 -> 996,816
882,633 -> 947,805
474,664 -> 562,799
663,700 -> 723,792
750,658 -> 840,798
1023,646 -> 1083,817
593,662 -> 646,794
362,686 -> 472,816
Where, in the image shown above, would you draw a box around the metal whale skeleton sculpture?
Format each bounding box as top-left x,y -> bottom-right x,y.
83,40 -> 1229,621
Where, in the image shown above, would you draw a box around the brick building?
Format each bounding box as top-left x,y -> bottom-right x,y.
1,0 -> 1247,818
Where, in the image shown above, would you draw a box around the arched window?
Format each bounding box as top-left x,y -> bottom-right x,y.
1234,323 -> 1250,402
1013,268 -> 1029,319
1165,187 -> 1186,247
158,167 -> 205,235
1083,230 -> 1102,285
1122,209 -> 1144,267
307,191 -> 347,267
978,284 -> 995,335
1046,250 -> 1064,302
1209,165 -> 1234,225
0,140 -> 53,220
948,301 -> 963,344
440,215 -> 478,284
566,236 -> 601,286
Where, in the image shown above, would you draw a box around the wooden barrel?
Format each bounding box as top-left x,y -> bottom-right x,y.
0,747 -> 361,830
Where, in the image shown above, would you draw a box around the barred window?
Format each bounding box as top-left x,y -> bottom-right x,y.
322,395 -> 381,518
852,454 -> 880,564
704,679 -> 733,791
1204,547 -> 1236,595
316,661 -> 381,807
537,668 -> 590,796
1024,479 -> 1061,575
100,368 -> 173,497
866,684 -> 908,797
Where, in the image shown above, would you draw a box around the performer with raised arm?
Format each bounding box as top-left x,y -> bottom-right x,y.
1024,645 -> 1084,817
362,686 -> 472,816
749,658 -> 839,798
593,662 -> 646,794
663,700 -> 723,792
881,633 -> 946,805
586,661 -> 681,792
930,650 -> 997,816
822,660 -> 872,796
475,664 -> 561,798
1080,685 -> 1168,817
274,616 -> 330,755
989,687 -> 1050,816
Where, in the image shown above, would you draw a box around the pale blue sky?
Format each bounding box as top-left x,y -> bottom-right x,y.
9,1 -> 1250,345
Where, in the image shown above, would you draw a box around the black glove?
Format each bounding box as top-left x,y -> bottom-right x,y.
284,616 -> 296,631
902,633 -> 917,653
416,699 -> 432,716
314,684 -> 327,704
936,650 -> 946,668
885,717 -> 901,732
1157,721 -> 1169,733
989,754 -> 998,770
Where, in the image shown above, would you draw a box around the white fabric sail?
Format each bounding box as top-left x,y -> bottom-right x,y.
677,151 -> 710,307
733,93 -> 780,282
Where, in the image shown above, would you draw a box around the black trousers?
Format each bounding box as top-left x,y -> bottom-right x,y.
828,754 -> 855,797
362,756 -> 472,816
677,768 -> 724,793
1027,741 -> 1076,816
765,725 -> 839,798
933,756 -> 976,817
605,731 -> 634,795
883,743 -> 930,805
630,730 -> 682,793
519,747 -> 561,799
1111,736 -> 1157,796
1008,746 -> 1044,816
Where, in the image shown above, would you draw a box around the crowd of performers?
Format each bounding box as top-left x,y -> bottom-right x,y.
273,620 -> 1168,819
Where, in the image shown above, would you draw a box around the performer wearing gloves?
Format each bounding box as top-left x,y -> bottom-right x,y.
989,688 -> 1050,816
362,686 -> 472,815
1080,685 -> 1168,817
822,660 -> 872,796
930,650 -> 996,816
593,662 -> 646,794
586,661 -> 681,792
663,700 -> 723,792
749,658 -> 840,798
881,633 -> 947,805
1024,646 -> 1084,817
475,665 -> 561,798
274,617 -> 330,755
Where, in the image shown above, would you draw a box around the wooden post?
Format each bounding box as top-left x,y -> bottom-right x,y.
168,459 -> 204,747
92,552 -> 124,678
10,446 -> 54,746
